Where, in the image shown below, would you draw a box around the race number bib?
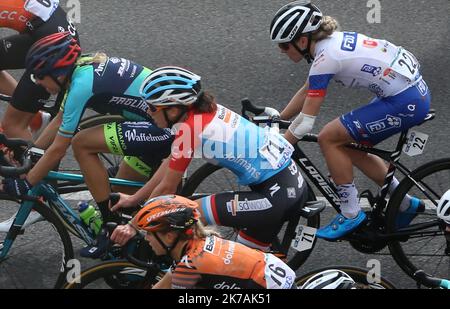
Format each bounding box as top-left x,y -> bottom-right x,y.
390,48 -> 420,81
25,0 -> 59,22
259,127 -> 294,169
402,130 -> 429,157
264,253 -> 296,289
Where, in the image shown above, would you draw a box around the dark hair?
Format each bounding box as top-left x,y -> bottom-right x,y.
193,91 -> 217,113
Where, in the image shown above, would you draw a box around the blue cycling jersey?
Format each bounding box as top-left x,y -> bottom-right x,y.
169,104 -> 295,185
58,55 -> 152,138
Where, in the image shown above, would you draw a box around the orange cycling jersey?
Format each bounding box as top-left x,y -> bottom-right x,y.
0,0 -> 33,32
171,236 -> 296,289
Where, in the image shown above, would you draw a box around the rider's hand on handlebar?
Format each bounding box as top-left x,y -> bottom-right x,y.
109,192 -> 140,212
1,177 -> 32,197
110,223 -> 137,246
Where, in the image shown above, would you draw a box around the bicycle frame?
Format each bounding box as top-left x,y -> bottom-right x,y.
292,129 -> 441,242
0,170 -> 145,260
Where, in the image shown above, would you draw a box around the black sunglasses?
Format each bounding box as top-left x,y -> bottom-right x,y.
278,42 -> 291,51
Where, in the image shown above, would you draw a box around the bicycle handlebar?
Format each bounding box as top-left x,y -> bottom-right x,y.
0,134 -> 34,177
414,270 -> 450,289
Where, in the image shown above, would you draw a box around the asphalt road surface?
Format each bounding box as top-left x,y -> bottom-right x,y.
0,0 -> 449,289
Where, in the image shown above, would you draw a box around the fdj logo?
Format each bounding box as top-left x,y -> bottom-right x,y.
366,115 -> 402,134
341,32 -> 358,52
361,64 -> 382,77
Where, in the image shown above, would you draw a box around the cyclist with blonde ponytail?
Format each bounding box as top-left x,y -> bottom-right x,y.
270,1 -> 431,240
112,195 -> 297,289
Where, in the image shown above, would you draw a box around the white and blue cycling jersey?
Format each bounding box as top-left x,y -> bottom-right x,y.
307,31 -> 431,146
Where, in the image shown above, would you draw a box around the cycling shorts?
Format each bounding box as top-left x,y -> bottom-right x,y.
199,160 -> 307,250
104,121 -> 174,177
2,7 -> 80,113
340,78 -> 431,146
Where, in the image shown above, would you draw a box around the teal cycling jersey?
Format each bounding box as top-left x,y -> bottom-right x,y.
58,55 -> 152,138
169,104 -> 295,185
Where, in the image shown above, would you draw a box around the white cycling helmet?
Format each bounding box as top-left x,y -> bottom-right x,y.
301,269 -> 356,289
140,66 -> 202,108
437,190 -> 450,224
270,1 -> 323,43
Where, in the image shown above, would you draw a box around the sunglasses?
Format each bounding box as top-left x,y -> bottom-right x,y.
30,74 -> 45,84
278,42 -> 291,51
147,104 -> 166,113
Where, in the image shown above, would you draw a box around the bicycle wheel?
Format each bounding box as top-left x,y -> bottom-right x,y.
386,158 -> 450,280
0,197 -> 74,288
295,265 -> 397,289
180,163 -> 320,271
62,260 -> 163,289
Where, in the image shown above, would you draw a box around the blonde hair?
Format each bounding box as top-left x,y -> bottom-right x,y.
311,16 -> 340,41
178,221 -> 222,241
75,52 -> 108,66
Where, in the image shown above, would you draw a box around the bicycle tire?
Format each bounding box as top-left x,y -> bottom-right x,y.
62,260 -> 163,289
0,197 -> 74,288
180,162 -> 320,271
386,158 -> 450,280
295,265 -> 398,289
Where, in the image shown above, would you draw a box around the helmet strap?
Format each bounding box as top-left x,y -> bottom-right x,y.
163,106 -> 188,128
292,33 -> 314,64
154,231 -> 181,259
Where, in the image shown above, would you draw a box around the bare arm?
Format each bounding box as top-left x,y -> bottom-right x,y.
121,158 -> 176,206
280,80 -> 309,120
0,71 -> 17,96
149,166 -> 184,199
284,96 -> 325,144
26,134 -> 71,185
153,271 -> 173,289
34,111 -> 63,149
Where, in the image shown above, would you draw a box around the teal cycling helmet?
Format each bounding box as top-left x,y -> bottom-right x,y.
140,66 -> 202,109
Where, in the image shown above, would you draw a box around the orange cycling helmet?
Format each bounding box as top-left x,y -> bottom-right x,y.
132,195 -> 200,234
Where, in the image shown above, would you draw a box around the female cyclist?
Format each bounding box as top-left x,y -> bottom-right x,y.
269,1 -> 431,239
0,0 -> 79,140
0,32 -> 174,257
112,195 -> 297,289
110,66 -> 308,251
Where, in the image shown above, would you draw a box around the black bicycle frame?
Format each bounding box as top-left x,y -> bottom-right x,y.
293,130 -> 412,217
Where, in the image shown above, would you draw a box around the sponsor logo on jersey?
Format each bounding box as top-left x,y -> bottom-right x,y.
226,198 -> 272,214
124,129 -> 172,143
416,80 -> 428,96
269,183 -> 281,197
214,282 -> 242,289
109,57 -> 121,64
95,60 -> 108,77
341,32 -> 358,52
363,39 -> 378,48
117,58 -> 130,77
204,236 -> 216,253
366,115 -> 402,134
287,187 -> 297,199
368,83 -> 384,97
222,242 -> 236,265
0,10 -> 28,23
361,64 -> 382,77
109,97 -> 149,113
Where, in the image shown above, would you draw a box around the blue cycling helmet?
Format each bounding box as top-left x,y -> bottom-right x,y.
140,66 -> 202,109
25,31 -> 81,79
